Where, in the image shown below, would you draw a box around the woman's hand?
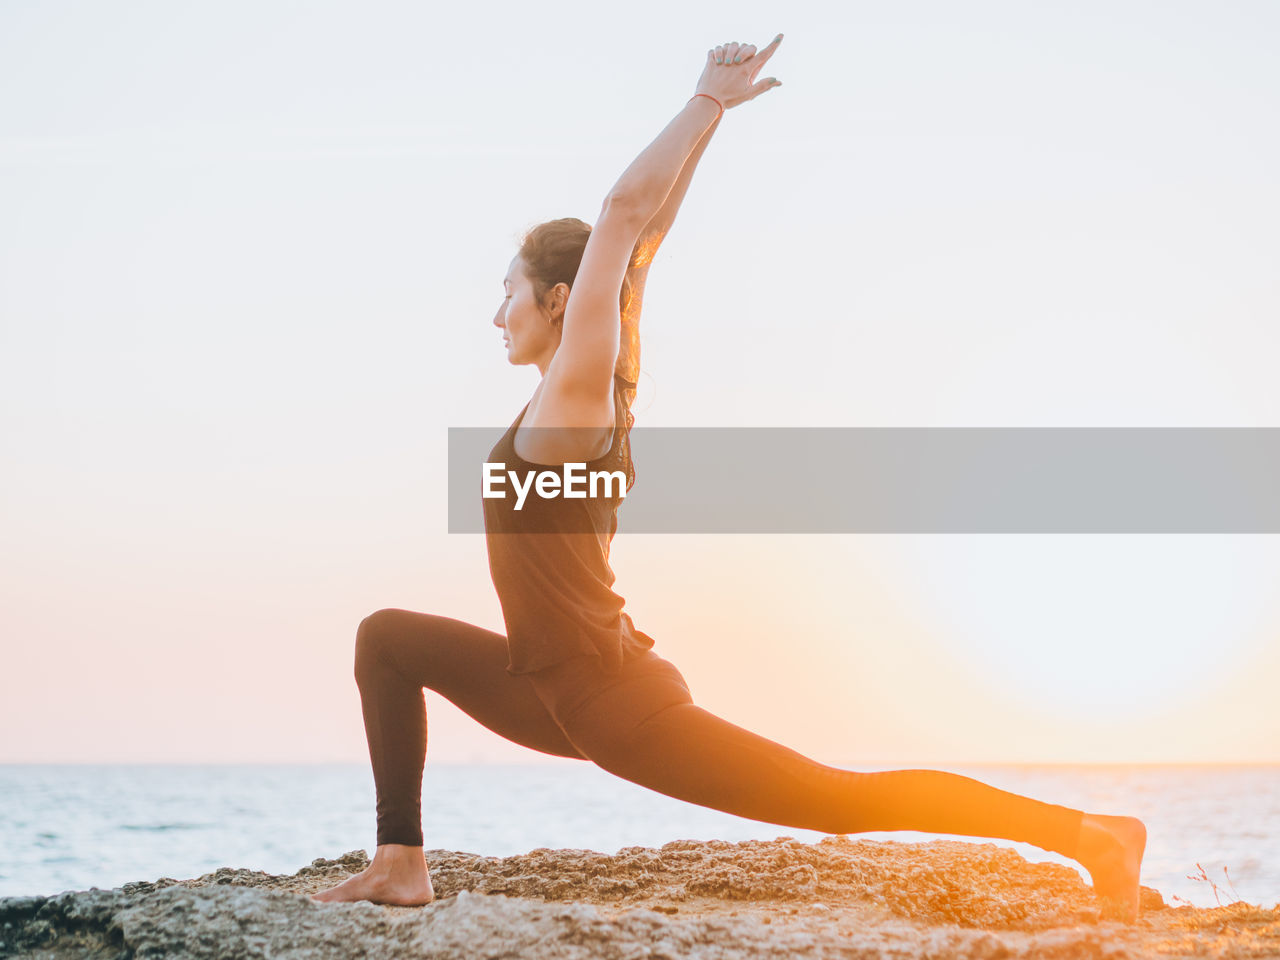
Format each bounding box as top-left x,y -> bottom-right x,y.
694,34 -> 784,110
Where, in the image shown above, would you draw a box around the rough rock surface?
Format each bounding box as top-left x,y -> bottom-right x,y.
2,836 -> 1277,959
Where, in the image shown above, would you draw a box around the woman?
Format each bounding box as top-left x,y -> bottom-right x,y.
312,35 -> 1148,921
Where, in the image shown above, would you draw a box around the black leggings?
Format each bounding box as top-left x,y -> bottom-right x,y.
353,608 -> 1084,860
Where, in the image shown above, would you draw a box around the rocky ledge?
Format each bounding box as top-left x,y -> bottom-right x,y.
2,836 -> 1277,959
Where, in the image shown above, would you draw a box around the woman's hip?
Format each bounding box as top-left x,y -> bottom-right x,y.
527,648 -> 694,732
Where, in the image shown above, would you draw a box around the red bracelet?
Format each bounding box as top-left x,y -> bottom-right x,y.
689,93 -> 724,115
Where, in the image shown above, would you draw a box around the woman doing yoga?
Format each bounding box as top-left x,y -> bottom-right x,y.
312,35 -> 1148,921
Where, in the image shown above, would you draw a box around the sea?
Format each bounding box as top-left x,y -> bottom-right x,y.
1,763 -> 1276,909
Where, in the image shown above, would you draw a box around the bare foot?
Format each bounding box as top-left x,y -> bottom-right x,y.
310,847 -> 435,906
1075,813 -> 1147,923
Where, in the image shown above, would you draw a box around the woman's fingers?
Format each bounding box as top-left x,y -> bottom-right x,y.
718,33 -> 780,67
744,75 -> 781,101
751,33 -> 783,69
748,37 -> 779,81
701,35 -> 782,108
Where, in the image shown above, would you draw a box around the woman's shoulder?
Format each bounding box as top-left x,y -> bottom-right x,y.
513,373 -> 636,468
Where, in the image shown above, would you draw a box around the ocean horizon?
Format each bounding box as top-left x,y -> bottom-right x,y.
2,762 -> 1276,910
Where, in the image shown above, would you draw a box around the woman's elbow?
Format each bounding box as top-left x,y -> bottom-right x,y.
604,191 -> 653,227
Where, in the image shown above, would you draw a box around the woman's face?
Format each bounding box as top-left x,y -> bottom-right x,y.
493,255 -> 559,368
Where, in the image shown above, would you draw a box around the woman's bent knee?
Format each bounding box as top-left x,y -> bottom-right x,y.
354,608 -> 412,680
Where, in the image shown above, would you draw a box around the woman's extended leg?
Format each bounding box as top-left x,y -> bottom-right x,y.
529,650 -> 1146,919
312,608 -> 587,905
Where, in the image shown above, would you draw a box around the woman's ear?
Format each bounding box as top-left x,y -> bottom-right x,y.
549,282 -> 569,323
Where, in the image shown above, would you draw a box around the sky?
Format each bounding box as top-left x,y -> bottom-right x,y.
2,0 -> 1279,765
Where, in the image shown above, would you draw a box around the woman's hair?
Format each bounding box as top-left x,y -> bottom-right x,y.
517,218 -> 641,406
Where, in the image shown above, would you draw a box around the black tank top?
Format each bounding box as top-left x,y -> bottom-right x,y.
483,372 -> 656,676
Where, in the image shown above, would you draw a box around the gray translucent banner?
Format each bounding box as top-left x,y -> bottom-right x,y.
448,427 -> 1280,533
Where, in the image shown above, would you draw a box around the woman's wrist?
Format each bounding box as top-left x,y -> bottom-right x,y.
688,92 -> 724,116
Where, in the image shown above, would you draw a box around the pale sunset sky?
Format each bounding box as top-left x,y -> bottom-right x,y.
2,0 -> 1278,765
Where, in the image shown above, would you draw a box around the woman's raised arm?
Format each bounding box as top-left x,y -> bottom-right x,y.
616,110 -> 723,403
550,35 -> 784,404
608,36 -> 783,222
